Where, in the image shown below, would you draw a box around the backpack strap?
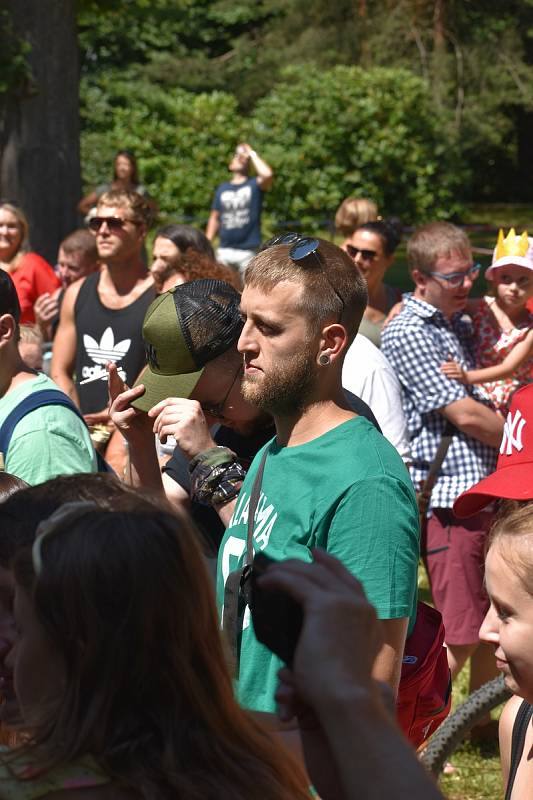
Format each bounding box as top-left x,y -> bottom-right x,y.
505,700 -> 533,800
0,389 -> 112,474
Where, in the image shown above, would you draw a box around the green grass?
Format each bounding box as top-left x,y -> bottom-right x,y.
437,667 -> 503,800
418,565 -> 504,800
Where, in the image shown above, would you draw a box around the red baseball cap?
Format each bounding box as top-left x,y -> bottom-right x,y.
454,384 -> 533,517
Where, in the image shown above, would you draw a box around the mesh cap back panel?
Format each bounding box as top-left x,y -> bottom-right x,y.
175,279 -> 243,368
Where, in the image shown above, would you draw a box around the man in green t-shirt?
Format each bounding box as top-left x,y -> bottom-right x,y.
216,235 -> 419,720
0,272 -> 97,484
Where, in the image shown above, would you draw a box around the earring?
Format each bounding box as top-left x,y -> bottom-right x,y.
318,354 -> 330,366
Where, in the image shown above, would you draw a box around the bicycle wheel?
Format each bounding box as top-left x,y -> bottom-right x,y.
420,675 -> 512,777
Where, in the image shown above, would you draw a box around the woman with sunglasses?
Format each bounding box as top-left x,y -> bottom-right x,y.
342,219 -> 402,347
0,202 -> 60,325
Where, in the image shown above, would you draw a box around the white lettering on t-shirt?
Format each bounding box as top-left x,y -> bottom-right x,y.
253,492 -> 277,549
220,185 -> 252,231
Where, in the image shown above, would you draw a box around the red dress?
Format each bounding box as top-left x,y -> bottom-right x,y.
472,296 -> 533,414
8,252 -> 61,324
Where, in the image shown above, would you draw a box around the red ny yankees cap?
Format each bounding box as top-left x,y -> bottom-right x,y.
454,384 -> 533,517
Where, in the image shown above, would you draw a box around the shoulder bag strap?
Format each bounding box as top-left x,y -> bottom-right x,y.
244,447 -> 269,566
418,421 -> 455,501
222,447 -> 269,666
505,700 -> 533,800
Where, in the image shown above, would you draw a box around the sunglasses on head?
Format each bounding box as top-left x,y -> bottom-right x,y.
345,244 -> 377,261
262,232 -> 345,318
88,216 -> 138,233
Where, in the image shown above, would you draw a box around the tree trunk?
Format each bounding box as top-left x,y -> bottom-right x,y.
0,0 -> 80,264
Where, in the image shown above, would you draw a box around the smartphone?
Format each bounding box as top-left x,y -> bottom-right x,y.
250,552 -> 303,668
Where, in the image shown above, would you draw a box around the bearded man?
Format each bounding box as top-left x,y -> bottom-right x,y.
216,235 -> 420,719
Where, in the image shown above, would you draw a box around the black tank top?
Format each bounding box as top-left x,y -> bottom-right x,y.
505,700 -> 533,800
74,272 -> 155,413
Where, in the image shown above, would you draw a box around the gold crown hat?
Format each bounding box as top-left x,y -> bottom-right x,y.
486,228 -> 533,279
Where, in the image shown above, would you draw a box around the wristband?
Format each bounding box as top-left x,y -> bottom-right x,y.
189,446 -> 236,474
189,446 -> 246,507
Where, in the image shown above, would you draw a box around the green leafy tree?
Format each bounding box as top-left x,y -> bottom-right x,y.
250,64 -> 464,227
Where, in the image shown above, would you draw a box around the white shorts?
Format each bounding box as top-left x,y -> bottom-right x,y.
216,247 -> 257,276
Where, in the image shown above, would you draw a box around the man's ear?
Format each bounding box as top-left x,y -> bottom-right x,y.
0,314 -> 16,345
316,322 -> 349,366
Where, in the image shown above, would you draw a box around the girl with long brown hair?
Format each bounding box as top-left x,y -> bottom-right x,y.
2,501 -> 309,799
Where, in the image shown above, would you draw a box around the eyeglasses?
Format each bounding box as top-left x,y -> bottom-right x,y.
262,232 -> 345,319
346,244 -> 377,261
422,263 -> 481,288
88,216 -> 138,233
200,364 -> 242,423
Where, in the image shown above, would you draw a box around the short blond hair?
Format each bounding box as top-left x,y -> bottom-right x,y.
245,239 -> 368,342
407,222 -> 471,273
334,197 -> 378,237
488,501 -> 533,597
19,324 -> 43,347
97,190 -> 152,227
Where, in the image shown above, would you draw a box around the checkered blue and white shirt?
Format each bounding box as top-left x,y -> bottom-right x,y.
381,294 -> 497,509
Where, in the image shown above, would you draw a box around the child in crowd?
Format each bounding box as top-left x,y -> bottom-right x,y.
441,228 -> 533,414
479,504 -> 533,799
454,384 -> 533,798
0,501 -> 309,800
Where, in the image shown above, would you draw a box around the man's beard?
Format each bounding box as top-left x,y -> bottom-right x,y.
241,351 -> 317,415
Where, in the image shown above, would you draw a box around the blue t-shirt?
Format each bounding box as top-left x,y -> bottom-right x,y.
212,177 -> 262,249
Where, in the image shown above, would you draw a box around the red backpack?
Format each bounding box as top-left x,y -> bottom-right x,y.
396,601 -> 452,749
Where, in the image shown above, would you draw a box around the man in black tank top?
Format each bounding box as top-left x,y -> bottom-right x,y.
50,190 -> 155,421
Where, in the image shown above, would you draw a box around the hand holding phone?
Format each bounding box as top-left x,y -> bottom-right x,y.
250,552 -> 303,668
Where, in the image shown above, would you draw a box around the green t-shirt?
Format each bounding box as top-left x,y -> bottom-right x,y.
0,374 -> 97,485
217,416 -> 420,713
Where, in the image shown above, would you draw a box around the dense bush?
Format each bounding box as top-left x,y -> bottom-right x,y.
250,65 -> 465,228
80,64 -> 464,230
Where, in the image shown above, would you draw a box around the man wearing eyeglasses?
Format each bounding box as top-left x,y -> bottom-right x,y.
382,221 -> 503,709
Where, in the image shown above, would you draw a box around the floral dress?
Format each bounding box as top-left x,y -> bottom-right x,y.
472,296 -> 533,414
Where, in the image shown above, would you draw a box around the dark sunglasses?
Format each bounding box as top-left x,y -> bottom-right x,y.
88,216 -> 138,233
262,232 -> 345,318
345,244 -> 377,261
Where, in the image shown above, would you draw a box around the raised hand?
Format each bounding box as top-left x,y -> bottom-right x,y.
107,362 -> 149,439
148,397 -> 216,460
